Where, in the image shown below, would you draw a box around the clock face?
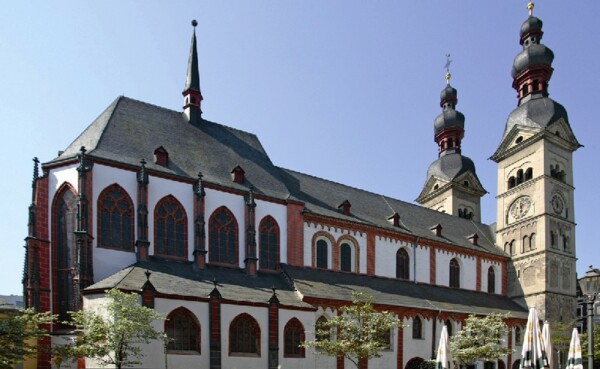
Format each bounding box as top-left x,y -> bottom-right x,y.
551,194 -> 564,214
510,196 -> 532,220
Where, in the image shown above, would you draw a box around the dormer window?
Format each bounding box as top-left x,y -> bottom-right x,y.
430,224 -> 443,237
468,233 -> 479,246
154,146 -> 169,166
231,165 -> 245,184
388,212 -> 401,227
338,200 -> 351,216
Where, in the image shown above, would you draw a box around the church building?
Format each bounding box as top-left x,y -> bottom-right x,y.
23,3 -> 579,369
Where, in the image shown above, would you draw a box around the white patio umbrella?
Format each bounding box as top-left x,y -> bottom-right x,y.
520,307 -> 549,369
435,325 -> 453,369
542,321 -> 553,369
566,328 -> 583,369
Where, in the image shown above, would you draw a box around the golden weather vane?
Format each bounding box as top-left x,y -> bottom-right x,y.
444,54 -> 452,84
528,1 -> 535,16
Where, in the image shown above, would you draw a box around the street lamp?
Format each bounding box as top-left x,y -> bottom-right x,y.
578,265 -> 600,369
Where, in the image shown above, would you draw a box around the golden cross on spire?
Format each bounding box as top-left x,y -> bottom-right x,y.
527,1 -> 535,16
444,54 -> 452,84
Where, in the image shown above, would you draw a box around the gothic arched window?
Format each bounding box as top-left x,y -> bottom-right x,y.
284,318 -> 305,358
396,248 -> 410,280
340,242 -> 353,272
412,316 -> 423,339
97,184 -> 134,251
316,316 -> 330,342
449,258 -> 460,288
54,186 -> 77,321
445,320 -> 453,336
154,196 -> 187,258
166,308 -> 200,353
488,267 -> 496,294
209,207 -> 238,265
230,313 -> 260,355
259,216 -> 279,270
316,239 -> 329,269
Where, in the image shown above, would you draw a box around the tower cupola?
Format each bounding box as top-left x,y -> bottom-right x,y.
183,20 -> 203,124
434,65 -> 465,156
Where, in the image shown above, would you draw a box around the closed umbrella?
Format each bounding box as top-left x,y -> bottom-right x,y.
566,328 -> 583,369
542,321 -> 553,369
520,307 -> 549,369
435,325 -> 453,369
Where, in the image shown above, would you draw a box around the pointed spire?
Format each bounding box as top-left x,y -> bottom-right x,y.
183,20 -> 203,123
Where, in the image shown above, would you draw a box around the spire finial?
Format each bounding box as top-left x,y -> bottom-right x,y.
527,1 -> 534,16
444,54 -> 452,85
192,19 -> 198,28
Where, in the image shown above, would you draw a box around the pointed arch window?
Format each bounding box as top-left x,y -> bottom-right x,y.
515,327 -> 522,344
316,316 -> 330,342
284,318 -> 305,358
54,186 -> 77,321
259,216 -> 279,270
412,316 -> 423,339
230,313 -> 260,355
445,320 -> 453,336
396,248 -> 410,280
154,196 -> 187,258
449,258 -> 460,288
340,242 -> 354,272
209,207 -> 238,265
97,184 -> 134,251
488,267 -> 496,294
316,239 -> 329,269
165,308 -> 200,353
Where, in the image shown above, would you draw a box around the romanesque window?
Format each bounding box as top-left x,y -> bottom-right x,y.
97,184 -> 134,251
284,318 -> 305,358
166,308 -> 200,353
525,168 -> 533,181
154,196 -> 187,258
259,216 -> 279,270
563,235 -> 570,252
488,267 -> 496,294
508,176 -> 516,189
522,235 -> 529,253
516,169 -> 524,185
230,313 -> 260,355
530,233 -> 536,250
550,231 -> 557,249
449,258 -> 460,288
340,242 -> 354,272
54,186 -> 77,321
396,248 -> 410,280
550,164 -> 566,182
316,239 -> 328,269
412,316 -> 423,339
209,207 -> 238,265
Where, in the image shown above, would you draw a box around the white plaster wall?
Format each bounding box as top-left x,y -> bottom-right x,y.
255,199 -> 288,266
436,251 -> 477,290
204,188 -> 246,267
415,246 -> 431,283
311,307 -> 339,369
92,164 -> 138,282
367,326 -> 397,369
375,237 -> 415,280
402,316 -> 434,365
278,309 -> 325,369
147,175 -> 194,260
303,223 -> 367,272
221,304 -> 268,369
481,260 -> 502,294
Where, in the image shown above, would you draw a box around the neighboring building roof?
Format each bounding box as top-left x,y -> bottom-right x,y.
85,260 -> 312,309
283,265 -> 529,318
48,96 -> 501,257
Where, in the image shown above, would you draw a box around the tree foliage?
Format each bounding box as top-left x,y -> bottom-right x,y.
450,313 -> 512,365
0,308 -> 56,369
303,291 -> 402,368
66,289 -> 166,369
580,326 -> 600,367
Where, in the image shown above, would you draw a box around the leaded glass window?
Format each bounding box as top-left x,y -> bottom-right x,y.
284,318 -> 305,358
340,243 -> 352,272
316,240 -> 328,269
166,308 -> 200,353
259,216 -> 279,270
230,313 -> 260,355
97,184 -> 134,251
209,207 -> 238,265
154,196 -> 187,258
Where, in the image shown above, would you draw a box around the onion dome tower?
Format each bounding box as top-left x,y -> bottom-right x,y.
183,20 -> 203,124
417,62 -> 486,221
491,2 -> 580,322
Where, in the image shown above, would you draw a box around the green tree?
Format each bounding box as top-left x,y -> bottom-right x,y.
580,327 -> 600,367
303,291 -> 402,368
450,313 -> 512,366
67,288 -> 166,369
0,308 -> 56,369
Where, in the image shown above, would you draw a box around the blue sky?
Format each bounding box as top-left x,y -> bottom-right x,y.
1,2 -> 598,295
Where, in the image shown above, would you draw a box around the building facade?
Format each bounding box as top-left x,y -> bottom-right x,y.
23,4 -> 578,369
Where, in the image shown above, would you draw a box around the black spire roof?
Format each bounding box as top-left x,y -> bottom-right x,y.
184,20 -> 200,93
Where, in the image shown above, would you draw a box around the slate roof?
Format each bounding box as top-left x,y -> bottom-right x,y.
86,259 -> 312,309
503,95 -> 569,140
48,96 -> 501,256
284,265 -> 529,318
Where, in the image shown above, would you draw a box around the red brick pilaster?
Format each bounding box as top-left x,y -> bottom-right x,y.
244,187 -> 257,275
397,325 -> 404,369
268,293 -> 279,369
136,160 -> 150,261
502,262 -> 508,295
209,287 -> 222,369
193,173 -> 207,268
337,355 -> 345,369
430,247 -> 436,285
476,256 -> 482,291
507,327 -> 513,368
367,233 -> 375,275
286,201 -> 305,266
359,357 -> 368,369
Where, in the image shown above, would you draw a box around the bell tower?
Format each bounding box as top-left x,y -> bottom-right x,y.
491,2 -> 581,322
